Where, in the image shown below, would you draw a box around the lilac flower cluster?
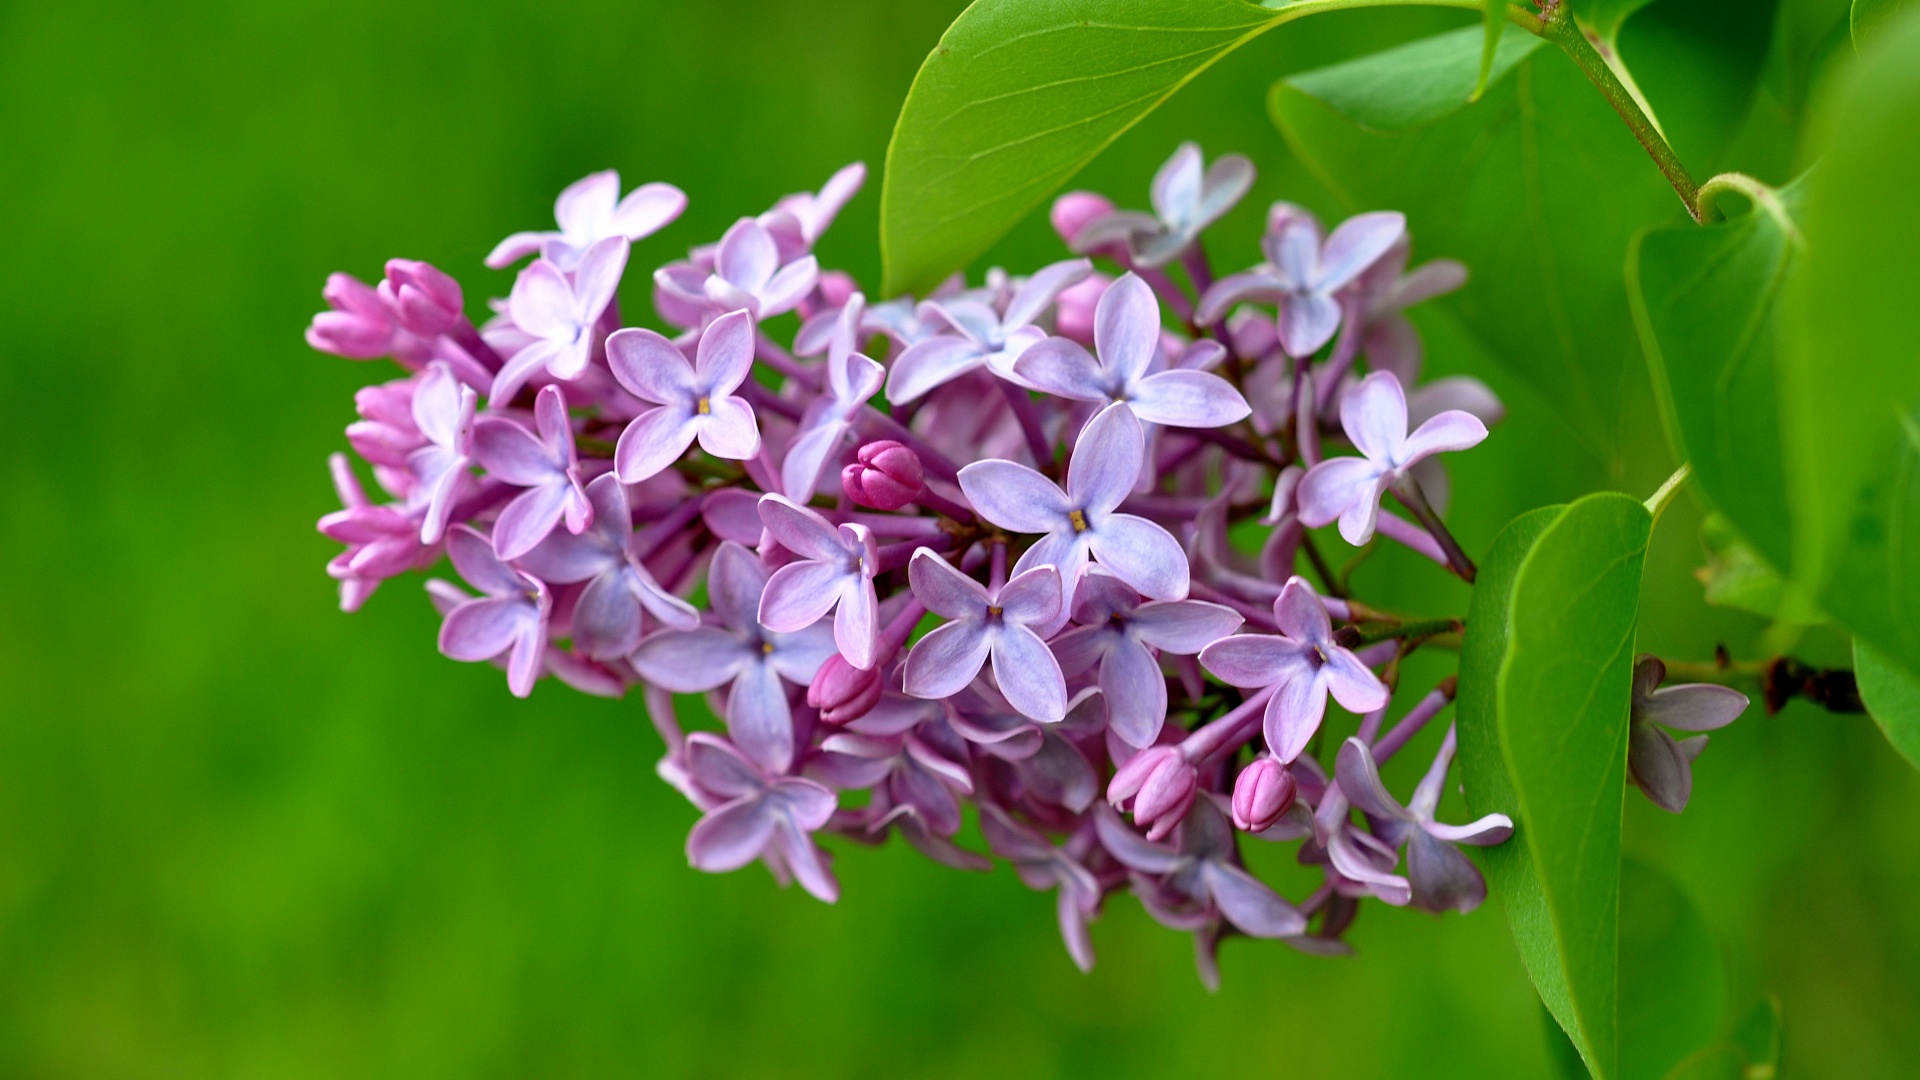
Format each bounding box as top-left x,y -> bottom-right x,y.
306,147 -> 1714,984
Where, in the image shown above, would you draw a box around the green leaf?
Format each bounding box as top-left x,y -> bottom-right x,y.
1779,14 -> 1920,680
1853,638 -> 1920,770
1286,22 -> 1546,131
1661,997 -> 1783,1080
1273,7 -> 1771,457
1695,513 -> 1821,625
1475,0 -> 1506,100
1619,859 -> 1726,1080
1854,0 -> 1920,50
1459,494 -> 1654,1080
1627,178 -> 1805,573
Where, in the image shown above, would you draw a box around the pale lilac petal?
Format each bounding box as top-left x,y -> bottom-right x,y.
439,597 -> 529,661
1150,142 -> 1203,224
758,256 -> 820,318
715,218 -> 777,290
903,621 -> 994,699
685,732 -> 766,798
1264,672 -> 1328,763
1126,370 -> 1251,429
554,171 -> 619,236
571,570 -> 644,660
1012,338 -> 1109,401
1058,889 -> 1096,973
992,626 -> 1069,722
1199,634 -> 1306,689
766,624 -> 839,684
1069,569 -> 1139,625
1317,212 -> 1405,292
1092,804 -> 1183,874
1203,862 -> 1307,938
756,494 -> 846,562
1003,257 -> 1092,330
1087,513 -> 1188,601
687,797 -> 776,872
996,564 -> 1063,627
701,489 -> 766,545
705,541 -> 768,633
1406,829 -> 1487,913
1363,316 -> 1423,383
1019,731 -> 1097,811
1102,636 -> 1168,747
1323,649 -> 1390,714
907,549 -> 989,620
1641,684 -> 1749,732
1130,600 -> 1243,654
486,231 -> 553,270
1049,625 -> 1113,678
693,308 -> 756,395
727,661 -> 796,773
509,616 -> 548,696
1010,532 -> 1088,614
1425,813 -> 1514,846
609,181 -> 687,239
1406,375 -> 1504,428
472,417 -> 558,486
1328,829 -> 1411,906
1336,478 -> 1391,545
507,259 -> 576,341
1094,274 -> 1161,385
1628,721 -> 1694,813
759,559 -> 845,633
614,406 -> 697,483
694,397 -> 762,461
446,525 -> 524,597
1277,293 -> 1343,358
412,364 -> 472,449
571,237 -> 629,323
492,482 -> 571,561
885,336 -> 987,403
1194,153 -> 1255,227
630,627 -> 751,692
959,460 -> 1071,534
1068,403 -> 1145,518
835,580 -> 879,669
607,327 -> 699,405
773,819 -> 840,903
1195,270 -> 1285,326
1333,738 -> 1413,821
1270,212 -> 1323,288
1399,410 -> 1488,465
1341,371 -> 1409,462
1296,456 -> 1386,529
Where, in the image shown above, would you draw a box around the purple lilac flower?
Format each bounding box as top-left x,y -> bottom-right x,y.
1050,569 -> 1242,747
1199,576 -> 1389,763
489,236 -> 629,405
318,453 -> 435,612
306,272 -> 434,363
959,402 -> 1190,612
1069,143 -> 1255,268
1096,798 -> 1307,942
1336,726 -> 1513,913
980,805 -> 1104,972
842,440 -> 924,510
436,525 -> 552,698
1296,370 -> 1487,545
883,258 -> 1091,403
757,161 -> 865,261
1350,238 -> 1468,377
485,169 -> 686,270
1198,205 -> 1405,355
1014,273 -> 1251,429
1626,655 -> 1749,813
681,732 -> 840,903
703,217 -> 819,319
782,295 -> 886,500
517,473 -> 699,659
606,308 -> 762,483
902,551 -> 1067,722
817,720 -> 972,838
471,384 -> 593,560
404,361 -> 476,544
756,494 -> 881,670
631,542 -> 837,772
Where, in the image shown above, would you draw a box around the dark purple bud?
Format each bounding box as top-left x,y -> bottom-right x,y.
842,440 -> 924,510
382,259 -> 465,336
1231,756 -> 1296,832
807,653 -> 883,724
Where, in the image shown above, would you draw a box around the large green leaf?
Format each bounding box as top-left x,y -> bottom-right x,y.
1854,0 -> 1920,49
1619,859 -> 1725,1080
1459,494 -> 1653,1079
1854,638 -> 1920,770
1273,6 -> 1775,457
1778,12 -> 1920,679
1285,23 -> 1545,131
877,0 -> 1486,297
1627,178 -> 1805,571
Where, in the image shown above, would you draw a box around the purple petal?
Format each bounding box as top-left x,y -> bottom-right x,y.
694,308 -> 757,394
630,627 -> 751,692
727,661 -> 796,773
1049,625 -> 1114,679
693,396 -> 762,461
996,564 -> 1064,627
1092,804 -> 1183,874
1130,600 -> 1243,654
1010,532 -> 1089,620
507,258 -> 576,341
884,336 -> 986,404
492,482 -> 571,561
485,230 -> 553,270
903,620 -> 993,700
687,796 -> 776,872
1019,731 -> 1098,812
759,559 -> 845,633
1067,403 -> 1146,518
959,459 -> 1071,534
766,623 -> 839,684
772,817 -> 839,903
1093,274 -> 1161,386
1333,738 -> 1413,821
992,626 -> 1069,722
1102,636 -> 1169,748
610,181 -> 687,239
1202,862 -> 1306,938
439,597 -> 531,661
833,578 -> 879,670
1199,634 -> 1306,689
1150,142 -> 1204,224
1406,375 -> 1503,428
1195,270 -> 1285,325
685,732 -> 766,798
706,542 -> 770,634
1341,371 -> 1409,463
1296,456 -> 1387,532
1628,720 -> 1694,813
571,237 -> 629,328
1126,370 -> 1251,429
1641,683 -> 1749,732
1195,153 -> 1255,228
1003,257 -> 1092,330
757,493 -> 846,562
614,406 -> 698,483
607,327 -> 699,405
446,524 -> 524,597
472,416 -> 558,486
570,569 -> 645,660
553,171 -> 619,236
1399,410 -> 1488,465
907,549 -> 989,621
1322,648 -> 1389,715
1317,211 -> 1405,292
1426,813 -> 1514,846
758,257 -> 820,318
1012,337 -> 1109,401
715,218 -> 777,290
1087,513 -> 1188,601
1406,829 -> 1487,914
1264,673 -> 1328,763
1277,292 -> 1343,358
702,489 -> 767,545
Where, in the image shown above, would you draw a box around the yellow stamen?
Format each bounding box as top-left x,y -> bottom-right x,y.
696,396 -> 712,415
1068,509 -> 1088,532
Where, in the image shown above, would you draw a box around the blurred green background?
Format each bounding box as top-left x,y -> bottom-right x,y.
1,0 -> 1914,1076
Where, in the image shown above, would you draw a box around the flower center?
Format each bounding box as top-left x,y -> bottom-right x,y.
761,640 -> 776,656
696,396 -> 712,416
1306,644 -> 1327,668
1068,509 -> 1089,533
986,605 -> 1003,619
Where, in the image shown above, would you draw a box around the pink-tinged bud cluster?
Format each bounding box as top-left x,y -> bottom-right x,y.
304,144 -> 1548,986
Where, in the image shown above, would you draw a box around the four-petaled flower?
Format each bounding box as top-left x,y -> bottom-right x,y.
883,259 -> 1091,403
1014,273 -> 1252,429
1336,726 -> 1514,913
903,550 -> 1068,723
471,384 -> 593,560
404,361 -> 476,544
960,402 -> 1191,615
756,494 -> 881,670
485,169 -> 686,270
1199,576 -> 1388,763
1626,655 -> 1749,813
681,732 -> 840,904
631,542 -> 838,772
607,308 -> 762,483
979,805 -> 1103,972
1198,205 -> 1404,356
489,236 -> 629,406
1069,142 -> 1255,268
518,473 -> 699,659
1296,371 -> 1487,545
757,161 -> 865,261
1095,799 -> 1306,942
703,217 -> 819,319
1050,569 -> 1242,747
436,524 -> 552,698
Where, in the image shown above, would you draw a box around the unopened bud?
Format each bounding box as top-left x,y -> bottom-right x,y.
807,653 -> 883,724
1053,273 -> 1110,347
1107,745 -> 1197,841
382,259 -> 464,336
842,440 -> 924,510
1050,191 -> 1116,246
1231,756 -> 1296,833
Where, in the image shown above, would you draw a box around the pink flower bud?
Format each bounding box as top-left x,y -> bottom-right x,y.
815,270 -> 858,310
1050,191 -> 1116,246
1053,272 -> 1111,347
807,653 -> 883,724
1107,745 -> 1197,841
842,440 -> 924,510
382,259 -> 465,336
1231,756 -> 1296,833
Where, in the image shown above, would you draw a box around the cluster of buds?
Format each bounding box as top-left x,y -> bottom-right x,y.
306,145 -> 1742,985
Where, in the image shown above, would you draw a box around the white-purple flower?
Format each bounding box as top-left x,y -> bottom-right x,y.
781,295 -> 885,501
1070,142 -> 1255,268
702,217 -> 819,319
1198,205 -> 1405,356
1626,655 -> 1749,813
517,473 -> 699,659
902,551 -> 1068,723
1296,371 -> 1487,545
1199,576 -> 1388,763
436,525 -> 552,698
606,308 -> 762,483
485,169 -> 686,270
883,258 -> 1091,403
1050,569 -> 1243,748
1336,726 -> 1514,914
1094,799 -> 1307,940
1014,273 -> 1251,429
404,360 -> 476,544
471,384 -> 593,561
488,236 -> 630,406
756,494 -> 881,670
630,542 -> 838,773
959,402 -> 1191,612
681,732 -> 840,904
